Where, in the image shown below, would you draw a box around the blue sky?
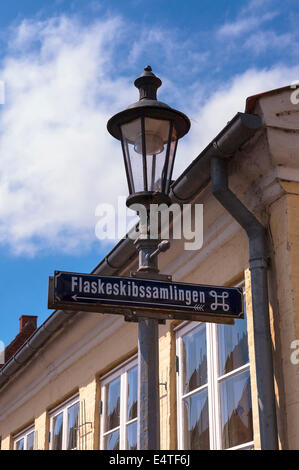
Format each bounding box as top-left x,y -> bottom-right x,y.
0,0 -> 298,346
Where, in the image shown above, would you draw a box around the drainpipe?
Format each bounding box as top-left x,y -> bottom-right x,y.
210,155 -> 278,450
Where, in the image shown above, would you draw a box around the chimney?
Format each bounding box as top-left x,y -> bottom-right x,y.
19,315 -> 38,332
1,315 -> 38,366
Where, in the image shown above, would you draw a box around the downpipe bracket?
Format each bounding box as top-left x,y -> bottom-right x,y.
249,257 -> 269,270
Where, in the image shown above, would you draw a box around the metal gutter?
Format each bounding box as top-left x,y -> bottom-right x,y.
170,111 -> 262,202
0,111 -> 263,390
210,155 -> 278,450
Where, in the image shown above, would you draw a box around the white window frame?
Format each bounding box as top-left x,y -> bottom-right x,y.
49,394 -> 79,450
14,424 -> 35,450
176,281 -> 254,450
100,355 -> 138,450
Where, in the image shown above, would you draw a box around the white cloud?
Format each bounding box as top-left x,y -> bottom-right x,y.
127,26 -> 209,77
218,11 -> 277,38
218,17 -> 258,37
0,15 -> 135,255
244,30 -> 293,54
243,0 -> 274,13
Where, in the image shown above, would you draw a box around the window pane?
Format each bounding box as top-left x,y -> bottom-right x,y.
67,402 -> 79,450
183,388 -> 209,450
182,325 -> 207,394
127,367 -> 138,421
106,377 -> 121,431
218,298 -> 249,375
52,412 -> 63,450
126,421 -> 137,450
105,430 -> 119,450
220,369 -> 253,449
15,438 -> 24,450
27,431 -> 34,450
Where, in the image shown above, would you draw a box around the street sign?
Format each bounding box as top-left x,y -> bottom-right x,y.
48,271 -> 244,324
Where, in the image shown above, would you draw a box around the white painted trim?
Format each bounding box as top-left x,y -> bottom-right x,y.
218,362 -> 250,383
49,394 -> 79,416
176,322 -> 208,449
181,382 -> 208,400
226,441 -> 254,450
211,322 -> 222,450
13,424 -> 35,450
49,395 -> 79,450
100,353 -> 138,382
175,281 -> 253,450
207,322 -> 218,449
100,358 -> 138,450
173,321 -> 189,333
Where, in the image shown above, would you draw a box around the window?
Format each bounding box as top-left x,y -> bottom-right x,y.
100,357 -> 138,450
14,425 -> 35,450
49,395 -> 79,450
176,283 -> 254,450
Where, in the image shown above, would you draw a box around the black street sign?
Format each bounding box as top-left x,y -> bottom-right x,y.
48,271 -> 244,324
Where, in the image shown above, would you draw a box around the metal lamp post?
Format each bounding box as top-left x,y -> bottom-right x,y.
107,66 -> 190,450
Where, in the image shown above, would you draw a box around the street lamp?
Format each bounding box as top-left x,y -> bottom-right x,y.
107,66 -> 190,450
107,66 -> 190,209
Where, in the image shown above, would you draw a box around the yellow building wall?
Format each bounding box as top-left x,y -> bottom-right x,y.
244,268 -> 261,450
1,435 -> 12,450
268,182 -> 299,449
159,326 -> 177,450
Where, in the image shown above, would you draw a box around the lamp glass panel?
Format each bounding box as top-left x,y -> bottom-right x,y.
144,118 -> 170,193
121,117 -> 176,194
121,118 -> 143,193
143,118 -> 170,155
165,130 -> 178,192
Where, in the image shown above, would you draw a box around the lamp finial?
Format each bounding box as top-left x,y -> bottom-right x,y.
134,66 -> 162,101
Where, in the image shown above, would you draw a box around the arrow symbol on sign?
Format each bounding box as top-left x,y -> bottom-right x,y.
72,295 -> 102,301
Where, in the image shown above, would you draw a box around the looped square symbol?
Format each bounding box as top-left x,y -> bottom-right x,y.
209,290 -> 230,311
